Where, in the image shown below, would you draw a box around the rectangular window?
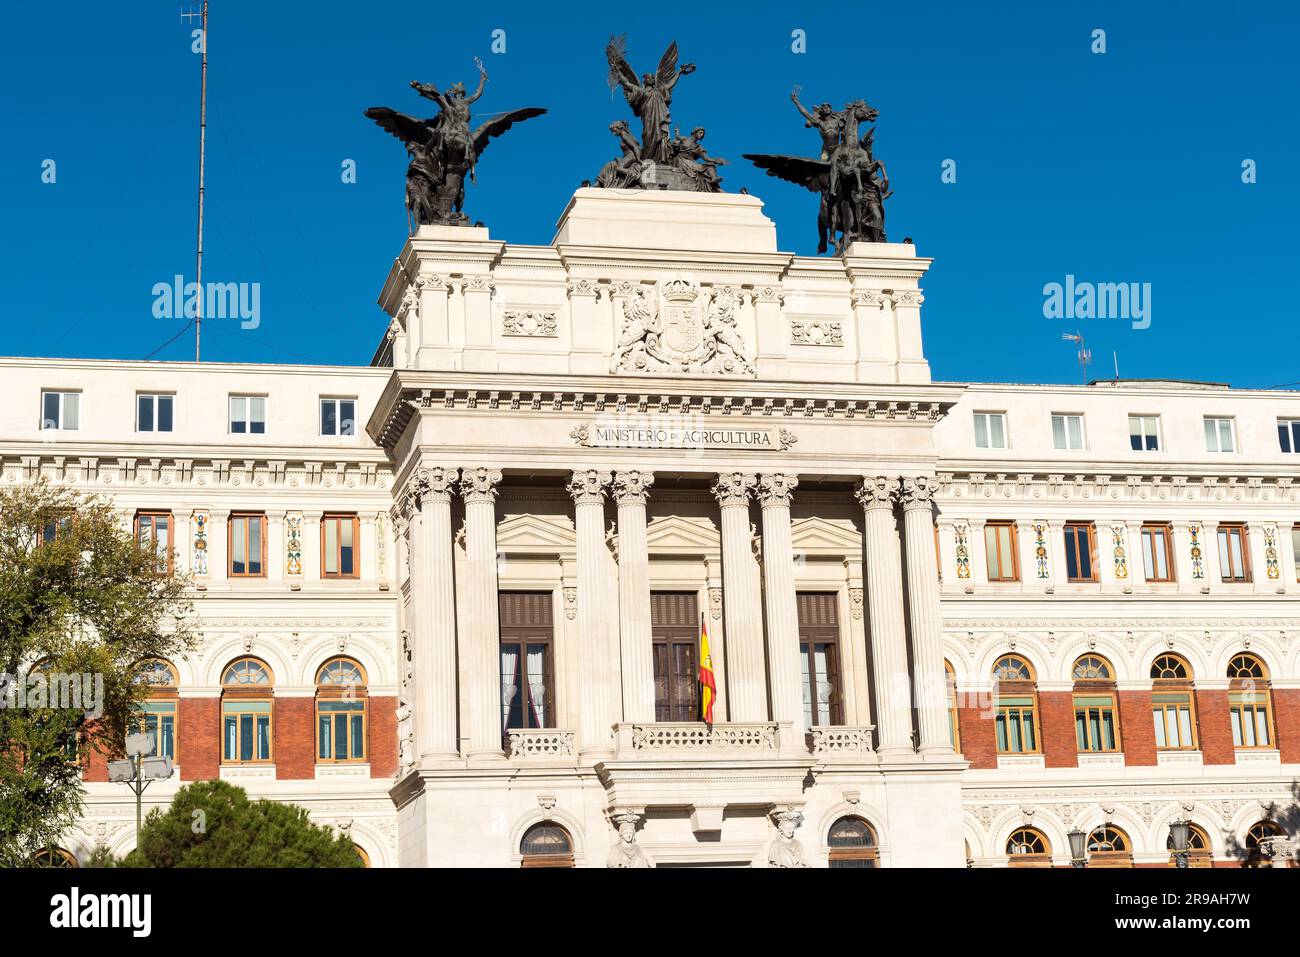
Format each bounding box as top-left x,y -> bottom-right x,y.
1074,694 -> 1119,752
973,412 -> 1008,449
984,521 -> 1020,582
1140,523 -> 1174,582
652,592 -> 700,723
1204,416 -> 1235,453
798,592 -> 843,727
316,700 -> 366,762
41,512 -> 74,544
222,700 -> 272,762
1229,691 -> 1271,748
136,393 -> 174,433
499,592 -> 554,732
1051,413 -> 1085,450
140,700 -> 176,760
321,514 -> 359,579
228,395 -> 266,435
1217,523 -> 1250,582
320,397 -> 357,436
40,391 -> 80,431
228,513 -> 266,577
1151,692 -> 1196,750
1063,522 -> 1097,582
1128,414 -> 1160,451
1278,419 -> 1300,453
135,511 -> 173,575
995,696 -> 1039,754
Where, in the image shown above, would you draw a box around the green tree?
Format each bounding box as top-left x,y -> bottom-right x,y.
0,480 -> 193,867
122,780 -> 364,867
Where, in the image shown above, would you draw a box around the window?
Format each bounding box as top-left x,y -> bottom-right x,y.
519,822 -> 574,868
1167,823 -> 1212,868
316,657 -> 367,763
1051,413 -> 1085,450
136,393 -> 174,433
983,521 -> 1019,582
1204,416 -> 1235,453
354,845 -> 371,868
797,592 -> 843,727
500,592 -> 554,733
1128,414 -> 1160,451
1063,522 -> 1097,582
1217,523 -> 1250,582
1244,821 -> 1288,868
973,412 -> 1007,449
133,659 -> 178,760
228,513 -> 266,577
1087,825 -> 1133,867
1006,827 -> 1051,867
1072,655 -> 1120,753
945,660 -> 960,752
320,397 -> 357,436
135,511 -> 173,575
221,657 -> 273,763
652,592 -> 700,723
321,514 -> 359,579
992,654 -> 1040,754
1227,653 -> 1273,749
1140,523 -> 1174,582
228,395 -> 266,434
40,390 -> 80,431
827,817 -> 879,868
1278,419 -> 1300,454
1150,653 -> 1198,751
32,848 -> 78,868
40,511 -> 74,544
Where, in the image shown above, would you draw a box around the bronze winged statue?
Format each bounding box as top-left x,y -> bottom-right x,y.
365,58 -> 546,231
744,89 -> 890,253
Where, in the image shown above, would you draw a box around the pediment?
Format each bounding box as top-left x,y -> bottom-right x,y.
790,516 -> 861,554
495,513 -> 576,551
645,515 -> 719,553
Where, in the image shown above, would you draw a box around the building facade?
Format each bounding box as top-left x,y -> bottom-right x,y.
5,189 -> 1299,867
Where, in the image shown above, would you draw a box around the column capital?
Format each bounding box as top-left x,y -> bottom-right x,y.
855,475 -> 900,511
900,475 -> 941,511
406,465 -> 459,510
612,470 -> 654,506
568,469 -> 611,505
459,466 -> 503,505
712,471 -> 756,507
756,472 -> 798,508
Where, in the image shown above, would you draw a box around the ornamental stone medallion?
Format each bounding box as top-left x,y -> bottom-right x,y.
610,279 -> 755,376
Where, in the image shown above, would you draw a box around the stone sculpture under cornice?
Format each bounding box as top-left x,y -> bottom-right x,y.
610,280 -> 754,376
606,813 -> 653,868
767,809 -> 810,867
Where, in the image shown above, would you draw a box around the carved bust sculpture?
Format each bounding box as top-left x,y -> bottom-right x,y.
607,813 -> 652,868
767,810 -> 810,868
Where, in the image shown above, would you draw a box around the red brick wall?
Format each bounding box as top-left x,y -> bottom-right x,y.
369,696 -> 398,778
1196,689 -> 1236,765
275,697 -> 315,780
1273,688 -> 1300,763
957,706 -> 997,769
178,697 -> 219,780
83,720 -> 109,782
1039,691 -> 1077,768
1118,690 -> 1157,766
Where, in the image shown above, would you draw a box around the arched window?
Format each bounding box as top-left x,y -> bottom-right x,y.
1072,654 -> 1120,753
992,655 -> 1040,755
1166,822 -> 1212,868
827,816 -> 879,868
1244,821 -> 1288,868
945,660 -> 960,752
354,845 -> 371,868
1006,827 -> 1051,867
221,657 -> 273,764
1087,825 -> 1133,868
31,847 -> 78,868
1151,653 -> 1198,750
1227,653 -> 1273,749
520,822 -> 574,868
132,658 -> 178,760
316,657 -> 367,763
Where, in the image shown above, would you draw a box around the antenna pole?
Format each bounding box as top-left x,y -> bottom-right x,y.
192,1 -> 208,362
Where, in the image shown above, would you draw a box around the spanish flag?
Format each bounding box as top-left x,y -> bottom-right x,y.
699,613 -> 717,729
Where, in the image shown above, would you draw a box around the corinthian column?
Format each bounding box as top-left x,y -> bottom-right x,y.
757,473 -> 804,747
569,469 -> 616,757
406,466 -> 459,761
460,466 -> 505,759
901,476 -> 953,754
712,473 -> 764,722
612,470 -> 655,722
856,476 -> 913,756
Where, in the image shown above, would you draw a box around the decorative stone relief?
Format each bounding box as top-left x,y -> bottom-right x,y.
953,521 -> 971,580
609,279 -> 754,376
1031,521 -> 1050,580
708,586 -> 723,620
1111,524 -> 1129,580
501,310 -> 558,338
562,586 -> 577,620
767,809 -> 809,868
607,812 -> 652,868
1263,524 -> 1280,580
789,317 -> 843,346
375,512 -> 388,580
848,587 -> 864,620
191,510 -> 209,577
1188,522 -> 1205,580
285,511 -> 303,576
757,472 -> 798,507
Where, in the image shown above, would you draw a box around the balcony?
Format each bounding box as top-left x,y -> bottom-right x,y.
505,728 -> 577,760
613,721 -> 782,759
807,725 -> 876,758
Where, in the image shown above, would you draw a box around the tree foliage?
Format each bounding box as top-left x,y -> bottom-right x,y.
0,480 -> 193,867
122,780 -> 364,868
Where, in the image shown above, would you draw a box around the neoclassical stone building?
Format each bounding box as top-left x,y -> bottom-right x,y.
7,189 -> 1299,866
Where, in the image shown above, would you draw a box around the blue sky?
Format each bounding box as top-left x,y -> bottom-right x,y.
1,1 -> 1296,387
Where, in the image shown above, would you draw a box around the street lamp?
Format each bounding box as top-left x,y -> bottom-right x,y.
1169,819 -> 1191,869
107,731 -> 174,846
1067,827 -> 1088,868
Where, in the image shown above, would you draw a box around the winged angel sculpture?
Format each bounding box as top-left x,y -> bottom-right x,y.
365,58 -> 546,230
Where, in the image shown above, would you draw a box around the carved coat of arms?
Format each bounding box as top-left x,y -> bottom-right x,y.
610,279 -> 755,376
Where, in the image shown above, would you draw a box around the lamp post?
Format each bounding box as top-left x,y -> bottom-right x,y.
1169,819 -> 1191,869
1067,827 -> 1088,868
107,732 -> 174,846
